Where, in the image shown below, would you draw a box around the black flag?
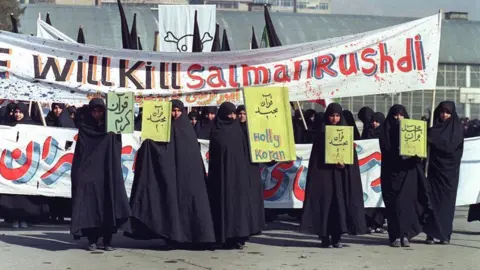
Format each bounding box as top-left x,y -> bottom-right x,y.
192,11 -> 202,52
251,27 -> 259,49
263,5 -> 282,47
211,24 -> 221,52
10,13 -> 18,33
46,13 -> 52,26
221,29 -> 230,52
130,13 -> 138,50
138,36 -> 143,50
117,0 -> 131,49
77,26 -> 85,44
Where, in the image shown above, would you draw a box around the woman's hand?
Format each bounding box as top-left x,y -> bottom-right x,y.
336,162 -> 345,169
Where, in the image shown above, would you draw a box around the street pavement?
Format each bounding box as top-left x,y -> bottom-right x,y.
0,207 -> 479,270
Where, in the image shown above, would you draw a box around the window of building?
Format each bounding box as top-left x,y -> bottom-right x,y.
319,3 -> 329,10
471,65 -> 480,88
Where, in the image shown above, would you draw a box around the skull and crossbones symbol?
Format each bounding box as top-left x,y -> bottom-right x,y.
164,31 -> 214,52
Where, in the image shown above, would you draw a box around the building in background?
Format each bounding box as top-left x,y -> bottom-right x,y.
20,0 -> 330,14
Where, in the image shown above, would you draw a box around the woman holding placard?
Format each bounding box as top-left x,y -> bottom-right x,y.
300,103 -> 366,248
424,101 -> 464,245
379,104 -> 430,248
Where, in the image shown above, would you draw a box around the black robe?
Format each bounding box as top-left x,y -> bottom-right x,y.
70,109 -> 131,237
423,101 -> 463,241
379,104 -> 430,242
300,104 -> 366,237
343,110 -> 361,141
207,102 -> 264,244
126,104 -> 215,243
362,112 -> 386,229
0,103 -> 50,222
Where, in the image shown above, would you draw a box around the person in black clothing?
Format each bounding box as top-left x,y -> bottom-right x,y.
342,110 -> 361,140
0,103 -> 50,228
70,98 -> 131,251
379,104 -> 430,248
207,102 -> 264,250
424,101 -> 464,244
300,103 -> 366,248
197,106 -> 217,140
67,106 -> 77,121
358,107 -> 374,139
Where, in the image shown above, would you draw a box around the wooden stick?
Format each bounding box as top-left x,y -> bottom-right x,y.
37,101 -> 47,126
296,101 -> 308,131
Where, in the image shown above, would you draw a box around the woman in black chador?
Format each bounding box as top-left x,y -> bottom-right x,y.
379,104 -> 430,248
358,107 -> 374,139
300,103 -> 366,248
126,100 -> 215,247
207,102 -> 264,250
424,101 -> 463,244
70,98 -> 131,251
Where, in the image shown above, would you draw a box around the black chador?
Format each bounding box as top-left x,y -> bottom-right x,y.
300,103 -> 366,248
424,101 -> 464,244
379,104 -> 430,248
70,98 -> 131,251
126,100 -> 216,246
206,102 -> 264,250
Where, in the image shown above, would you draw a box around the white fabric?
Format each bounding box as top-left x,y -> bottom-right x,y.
157,5 -> 216,52
36,18 -> 76,43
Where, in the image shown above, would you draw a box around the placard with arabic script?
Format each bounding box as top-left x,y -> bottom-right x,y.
243,86 -> 296,163
141,101 -> 172,142
325,126 -> 354,165
106,91 -> 135,134
399,119 -> 427,158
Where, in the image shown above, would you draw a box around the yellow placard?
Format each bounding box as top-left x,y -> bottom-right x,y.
325,126 -> 354,165
141,101 -> 172,142
399,119 -> 427,158
243,86 -> 296,163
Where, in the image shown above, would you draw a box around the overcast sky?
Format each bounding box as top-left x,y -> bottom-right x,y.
332,0 -> 479,21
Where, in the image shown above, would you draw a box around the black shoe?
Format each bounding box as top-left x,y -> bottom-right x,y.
401,237 -> 410,247
87,243 -> 97,251
321,237 -> 331,248
104,245 -> 114,251
439,240 -> 450,245
390,239 -> 401,247
332,243 -> 343,248
366,227 -> 374,234
235,242 -> 244,250
425,236 -> 434,245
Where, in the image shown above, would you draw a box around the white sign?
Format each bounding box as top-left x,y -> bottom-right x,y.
157,5 -> 216,53
0,14 -> 440,106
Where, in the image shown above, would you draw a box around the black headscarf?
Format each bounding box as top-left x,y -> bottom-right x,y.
83,98 -> 106,132
197,106 -> 217,140
67,106 -> 77,115
379,104 -> 409,154
215,102 -> 236,129
365,112 -> 385,139
358,107 -> 374,138
428,101 -> 464,151
2,102 -> 16,125
9,103 -> 39,126
236,105 -> 247,134
45,103 -> 76,128
134,107 -> 143,132
342,110 -> 360,140
292,109 -> 308,144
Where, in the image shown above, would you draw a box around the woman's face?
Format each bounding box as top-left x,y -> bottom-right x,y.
393,113 -> 404,120
14,109 -> 24,121
53,105 -> 63,117
227,112 -> 235,119
371,120 -> 380,129
238,110 -> 247,123
190,117 -> 197,126
91,107 -> 105,122
440,109 -> 452,122
328,113 -> 341,125
172,107 -> 182,120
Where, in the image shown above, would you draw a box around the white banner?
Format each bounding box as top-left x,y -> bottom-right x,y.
0,14 -> 440,106
3,125 -> 477,210
157,5 -> 216,53
36,18 -> 76,43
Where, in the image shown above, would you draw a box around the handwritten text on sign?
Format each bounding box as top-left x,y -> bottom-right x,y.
106,92 -> 135,134
244,86 -> 296,163
325,126 -> 354,164
0,14 -> 440,104
141,101 -> 172,142
400,118 -> 427,158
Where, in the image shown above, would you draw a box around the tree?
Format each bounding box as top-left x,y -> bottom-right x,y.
0,0 -> 26,32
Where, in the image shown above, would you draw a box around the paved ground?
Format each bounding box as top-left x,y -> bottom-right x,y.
0,207 -> 478,270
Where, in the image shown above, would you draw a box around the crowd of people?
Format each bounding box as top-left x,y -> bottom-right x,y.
0,98 -> 478,251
